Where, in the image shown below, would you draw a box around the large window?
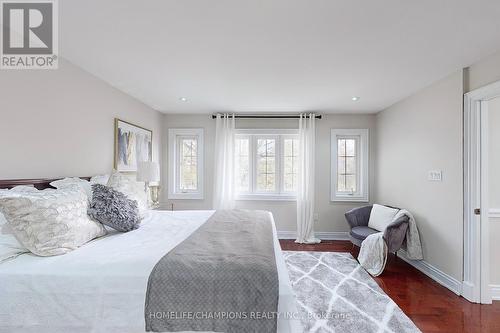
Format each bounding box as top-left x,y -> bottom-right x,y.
168,128 -> 204,199
331,129 -> 369,202
235,130 -> 298,200
256,137 -> 277,192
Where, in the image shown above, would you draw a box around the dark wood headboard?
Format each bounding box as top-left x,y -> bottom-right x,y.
0,177 -> 91,190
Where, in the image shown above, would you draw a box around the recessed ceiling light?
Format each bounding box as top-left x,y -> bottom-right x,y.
351,96 -> 360,101
179,97 -> 188,102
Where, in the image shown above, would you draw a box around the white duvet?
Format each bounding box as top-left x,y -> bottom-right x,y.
0,210 -> 301,333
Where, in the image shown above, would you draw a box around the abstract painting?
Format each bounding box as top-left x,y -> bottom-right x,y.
114,119 -> 152,172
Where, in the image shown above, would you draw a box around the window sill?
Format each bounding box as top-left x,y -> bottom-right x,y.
331,195 -> 369,203
168,192 -> 204,200
236,194 -> 297,202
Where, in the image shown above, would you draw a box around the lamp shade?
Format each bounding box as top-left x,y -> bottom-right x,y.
137,161 -> 160,182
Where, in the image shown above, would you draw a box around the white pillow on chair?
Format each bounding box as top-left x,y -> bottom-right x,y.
368,204 -> 400,232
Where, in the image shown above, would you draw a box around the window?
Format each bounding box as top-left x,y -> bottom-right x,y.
283,137 -> 299,192
235,129 -> 298,200
337,138 -> 357,193
256,137 -> 277,192
168,128 -> 204,199
235,137 -> 250,192
178,137 -> 198,190
331,129 -> 369,202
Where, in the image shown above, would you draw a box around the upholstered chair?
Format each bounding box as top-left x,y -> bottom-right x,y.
344,205 -> 409,253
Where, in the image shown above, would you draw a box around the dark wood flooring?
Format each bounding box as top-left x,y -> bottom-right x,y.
280,239 -> 500,333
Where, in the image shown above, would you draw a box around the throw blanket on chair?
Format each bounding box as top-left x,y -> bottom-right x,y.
358,210 -> 423,276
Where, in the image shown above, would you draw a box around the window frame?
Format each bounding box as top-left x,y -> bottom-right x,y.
168,128 -> 204,200
236,129 -> 298,201
281,134 -> 300,194
330,129 -> 369,202
234,134 -> 251,194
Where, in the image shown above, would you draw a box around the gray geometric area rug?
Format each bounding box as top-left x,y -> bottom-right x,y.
284,251 -> 421,333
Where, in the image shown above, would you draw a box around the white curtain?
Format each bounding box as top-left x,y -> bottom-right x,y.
296,113 -> 321,244
213,113 -> 236,210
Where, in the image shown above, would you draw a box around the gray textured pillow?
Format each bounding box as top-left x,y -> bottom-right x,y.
88,184 -> 140,232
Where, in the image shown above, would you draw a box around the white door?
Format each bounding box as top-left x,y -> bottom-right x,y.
486,97 -> 500,303
463,82 -> 500,304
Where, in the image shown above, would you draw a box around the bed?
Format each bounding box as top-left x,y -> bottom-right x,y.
0,204 -> 302,333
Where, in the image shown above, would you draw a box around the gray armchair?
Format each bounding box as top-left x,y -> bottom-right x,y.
344,205 -> 409,253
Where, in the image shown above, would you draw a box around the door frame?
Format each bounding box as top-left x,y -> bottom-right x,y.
463,80 -> 500,304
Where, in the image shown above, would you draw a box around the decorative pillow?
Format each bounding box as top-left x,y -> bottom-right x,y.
0,190 -> 29,262
0,217 -> 28,262
88,184 -> 140,232
107,172 -> 148,215
9,185 -> 38,193
0,186 -> 106,256
368,204 -> 400,232
50,177 -> 93,202
90,174 -> 110,186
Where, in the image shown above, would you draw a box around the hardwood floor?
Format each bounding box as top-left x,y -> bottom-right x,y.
280,240 -> 500,333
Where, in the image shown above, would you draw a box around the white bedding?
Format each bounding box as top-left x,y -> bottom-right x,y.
0,210 -> 301,333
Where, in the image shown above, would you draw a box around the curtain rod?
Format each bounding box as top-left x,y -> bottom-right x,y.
211,114 -> 322,119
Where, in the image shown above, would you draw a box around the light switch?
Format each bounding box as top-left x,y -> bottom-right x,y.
428,170 -> 442,182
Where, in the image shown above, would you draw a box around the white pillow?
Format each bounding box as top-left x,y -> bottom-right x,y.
107,172 -> 148,215
50,177 -> 92,202
0,190 -> 28,262
0,186 -> 106,256
9,185 -> 38,193
368,204 -> 400,232
0,217 -> 28,262
90,174 -> 110,186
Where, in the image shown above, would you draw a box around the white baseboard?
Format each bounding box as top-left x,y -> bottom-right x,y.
315,231 -> 349,240
461,281 -> 475,302
397,249 -> 462,296
277,231 -> 297,239
277,231 -> 349,241
491,285 -> 500,301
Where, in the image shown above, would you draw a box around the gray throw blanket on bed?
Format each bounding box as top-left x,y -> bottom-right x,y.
145,210 -> 279,333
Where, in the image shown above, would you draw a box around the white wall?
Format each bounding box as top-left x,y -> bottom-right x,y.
375,71 -> 464,281
488,97 -> 500,286
162,113 -> 377,233
0,59 -> 163,179
465,50 -> 500,93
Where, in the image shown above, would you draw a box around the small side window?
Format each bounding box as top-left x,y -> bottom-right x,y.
168,128 -> 204,199
331,129 -> 369,202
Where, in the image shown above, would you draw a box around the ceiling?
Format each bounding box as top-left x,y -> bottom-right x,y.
60,0 -> 500,114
